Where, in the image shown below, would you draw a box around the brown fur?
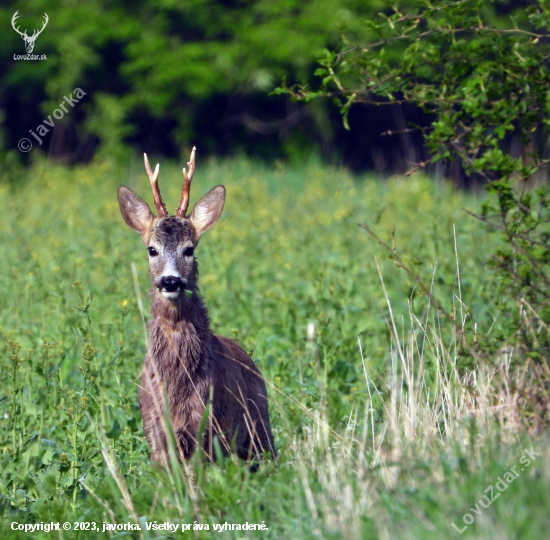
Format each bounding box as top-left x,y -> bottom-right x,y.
140,288 -> 276,463
118,180 -> 276,467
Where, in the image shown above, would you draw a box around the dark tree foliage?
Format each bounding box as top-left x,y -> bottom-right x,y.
0,0 -> 381,164
2,0 -> 534,173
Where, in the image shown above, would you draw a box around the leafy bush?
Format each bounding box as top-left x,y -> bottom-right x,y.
280,0 -> 550,392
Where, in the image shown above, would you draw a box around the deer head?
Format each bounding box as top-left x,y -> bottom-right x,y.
12,11 -> 49,54
118,148 -> 225,300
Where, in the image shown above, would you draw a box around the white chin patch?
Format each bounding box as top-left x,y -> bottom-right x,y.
161,290 -> 180,299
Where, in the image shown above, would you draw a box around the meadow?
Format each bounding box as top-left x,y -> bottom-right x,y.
0,157 -> 548,539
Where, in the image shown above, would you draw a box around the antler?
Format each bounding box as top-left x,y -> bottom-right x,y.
11,12 -> 48,38
30,13 -> 49,39
176,146 -> 196,218
143,153 -> 167,218
11,11 -> 27,37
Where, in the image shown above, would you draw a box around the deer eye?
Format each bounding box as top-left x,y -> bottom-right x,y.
183,247 -> 194,257
148,247 -> 158,257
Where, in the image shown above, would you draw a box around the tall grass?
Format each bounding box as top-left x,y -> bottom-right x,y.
0,156 -> 548,538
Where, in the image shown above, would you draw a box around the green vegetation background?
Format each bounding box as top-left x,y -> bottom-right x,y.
1,158 -> 548,538
1,0 -> 549,537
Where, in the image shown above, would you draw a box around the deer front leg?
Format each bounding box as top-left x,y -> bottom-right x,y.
139,370 -> 171,463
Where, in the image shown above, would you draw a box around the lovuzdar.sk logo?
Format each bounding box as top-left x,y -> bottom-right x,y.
12,10 -> 48,61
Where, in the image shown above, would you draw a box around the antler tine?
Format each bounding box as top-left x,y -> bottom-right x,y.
11,11 -> 27,37
143,153 -> 167,218
176,146 -> 196,218
34,13 -> 49,37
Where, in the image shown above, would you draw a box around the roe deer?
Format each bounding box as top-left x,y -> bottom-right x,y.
117,148 -> 276,467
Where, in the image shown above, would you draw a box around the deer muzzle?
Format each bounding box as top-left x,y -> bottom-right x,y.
156,276 -> 187,299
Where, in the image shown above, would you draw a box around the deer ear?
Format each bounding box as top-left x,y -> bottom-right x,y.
118,186 -> 155,241
189,185 -> 225,237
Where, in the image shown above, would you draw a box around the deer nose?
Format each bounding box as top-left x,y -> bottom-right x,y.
157,276 -> 185,292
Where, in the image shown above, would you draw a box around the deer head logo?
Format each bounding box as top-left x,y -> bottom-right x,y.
11,11 -> 49,54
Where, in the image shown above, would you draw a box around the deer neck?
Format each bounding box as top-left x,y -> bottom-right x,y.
149,289 -> 212,375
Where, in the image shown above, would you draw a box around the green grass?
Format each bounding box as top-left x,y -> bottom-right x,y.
0,156 -> 548,538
